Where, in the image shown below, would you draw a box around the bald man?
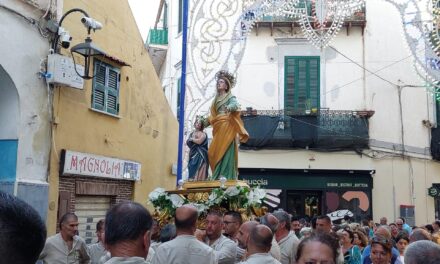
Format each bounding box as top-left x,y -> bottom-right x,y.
239,225 -> 281,264
237,221 -> 259,250
260,214 -> 281,261
152,205 -> 216,264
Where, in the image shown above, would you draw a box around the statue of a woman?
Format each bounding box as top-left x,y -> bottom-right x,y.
186,117 -> 209,181
204,71 -> 249,180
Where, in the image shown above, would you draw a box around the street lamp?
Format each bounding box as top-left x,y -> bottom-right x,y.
70,36 -> 105,79
52,8 -> 105,79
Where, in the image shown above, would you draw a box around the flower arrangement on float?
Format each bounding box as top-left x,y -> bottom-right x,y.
148,185 -> 267,227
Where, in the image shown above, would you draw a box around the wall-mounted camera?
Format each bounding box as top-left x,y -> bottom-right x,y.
58,27 -> 72,49
81,17 -> 103,30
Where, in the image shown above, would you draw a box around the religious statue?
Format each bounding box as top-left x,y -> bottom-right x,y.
203,70 -> 249,180
186,117 -> 209,181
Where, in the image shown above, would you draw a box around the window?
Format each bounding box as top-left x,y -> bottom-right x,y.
178,0 -> 183,33
284,56 -> 320,113
177,77 -> 181,121
92,60 -> 120,115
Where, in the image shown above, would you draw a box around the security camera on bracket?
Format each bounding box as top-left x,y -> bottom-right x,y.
50,8 -> 106,80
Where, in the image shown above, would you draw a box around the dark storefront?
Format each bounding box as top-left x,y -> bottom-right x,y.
239,168 -> 373,222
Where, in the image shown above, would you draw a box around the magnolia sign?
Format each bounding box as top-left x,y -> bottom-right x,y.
62,150 -> 141,181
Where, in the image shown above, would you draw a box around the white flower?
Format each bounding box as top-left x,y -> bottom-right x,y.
191,203 -> 208,214
148,188 -> 166,201
253,188 -> 266,200
224,186 -> 240,197
208,192 -> 223,206
170,194 -> 185,208
247,188 -> 266,205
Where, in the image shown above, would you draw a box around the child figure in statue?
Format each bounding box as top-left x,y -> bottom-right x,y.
186,117 -> 209,181
203,70 -> 249,180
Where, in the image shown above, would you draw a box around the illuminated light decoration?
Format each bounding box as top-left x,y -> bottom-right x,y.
385,0 -> 440,98
239,0 -> 365,49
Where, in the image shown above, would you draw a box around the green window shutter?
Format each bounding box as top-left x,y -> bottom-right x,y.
92,60 -> 120,115
285,57 -> 296,113
284,56 -> 320,113
106,68 -> 120,115
92,63 -> 106,111
308,57 -> 320,110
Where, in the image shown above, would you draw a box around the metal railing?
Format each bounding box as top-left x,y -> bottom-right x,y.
240,109 -> 373,150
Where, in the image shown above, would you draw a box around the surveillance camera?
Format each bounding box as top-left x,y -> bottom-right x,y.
81,16 -> 103,30
58,27 -> 72,49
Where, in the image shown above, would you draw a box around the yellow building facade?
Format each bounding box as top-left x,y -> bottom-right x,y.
46,0 -> 177,237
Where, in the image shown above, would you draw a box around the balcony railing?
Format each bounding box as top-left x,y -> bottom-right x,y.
258,6 -> 366,23
147,28 -> 168,45
240,109 -> 373,150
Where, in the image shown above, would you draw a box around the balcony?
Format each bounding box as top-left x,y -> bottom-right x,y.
240,109 -> 374,150
147,28 -> 168,45
252,6 -> 366,36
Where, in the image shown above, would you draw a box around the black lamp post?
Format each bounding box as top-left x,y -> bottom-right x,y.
53,8 -> 105,79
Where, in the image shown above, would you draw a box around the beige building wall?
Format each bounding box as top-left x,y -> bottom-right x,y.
372,158 -> 440,225
46,0 -> 178,234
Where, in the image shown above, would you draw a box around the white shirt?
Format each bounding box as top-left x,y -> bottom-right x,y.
152,235 -> 216,264
269,238 -> 281,261
277,231 -> 300,264
206,234 -> 237,264
88,242 -> 107,264
239,253 -> 282,264
39,233 -> 91,264
104,257 -> 147,264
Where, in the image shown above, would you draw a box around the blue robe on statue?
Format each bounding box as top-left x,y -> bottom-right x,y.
187,131 -> 209,181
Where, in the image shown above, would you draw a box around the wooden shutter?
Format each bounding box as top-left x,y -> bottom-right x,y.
58,191 -> 71,221
92,63 -> 106,111
295,58 -> 308,111
92,60 -> 120,115
106,68 -> 120,115
285,57 -> 295,113
308,57 -> 320,110
284,56 -> 320,113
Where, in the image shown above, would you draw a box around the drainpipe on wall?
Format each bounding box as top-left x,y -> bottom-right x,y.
177,0 -> 189,185
362,30 -> 366,109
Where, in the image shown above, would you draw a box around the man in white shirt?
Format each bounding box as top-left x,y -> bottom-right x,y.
272,210 -> 300,264
39,212 -> 90,264
198,211 -> 237,264
152,205 -> 216,264
239,225 -> 281,264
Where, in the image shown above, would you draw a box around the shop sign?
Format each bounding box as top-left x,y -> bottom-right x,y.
327,182 -> 369,188
240,174 -> 371,189
62,150 -> 141,181
428,186 -> 440,197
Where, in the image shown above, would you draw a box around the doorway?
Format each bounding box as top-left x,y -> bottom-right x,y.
286,190 -> 322,218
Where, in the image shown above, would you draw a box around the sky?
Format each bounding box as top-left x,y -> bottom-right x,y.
128,0 -> 161,42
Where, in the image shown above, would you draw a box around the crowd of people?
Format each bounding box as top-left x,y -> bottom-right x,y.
2,191 -> 440,264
